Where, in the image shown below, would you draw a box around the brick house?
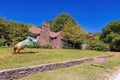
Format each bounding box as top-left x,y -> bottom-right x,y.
29,22 -> 63,49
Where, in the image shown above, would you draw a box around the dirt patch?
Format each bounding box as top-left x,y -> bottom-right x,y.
110,52 -> 120,56
0,54 -> 7,59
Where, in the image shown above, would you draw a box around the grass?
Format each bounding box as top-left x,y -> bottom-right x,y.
0,48 -> 110,70
19,55 -> 120,80
0,48 -> 120,80
19,52 -> 120,80
20,63 -> 102,80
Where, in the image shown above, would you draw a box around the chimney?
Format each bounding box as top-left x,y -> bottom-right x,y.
42,22 -> 50,31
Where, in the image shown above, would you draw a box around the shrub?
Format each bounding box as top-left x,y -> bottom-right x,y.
0,38 -> 7,46
41,45 -> 52,49
110,36 -> 120,51
62,45 -> 73,49
86,41 -> 110,51
101,21 -> 120,51
27,43 -> 52,49
26,43 -> 40,48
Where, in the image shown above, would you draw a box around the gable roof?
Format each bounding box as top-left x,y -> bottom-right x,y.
29,26 -> 43,34
49,31 -> 62,38
29,26 -> 62,38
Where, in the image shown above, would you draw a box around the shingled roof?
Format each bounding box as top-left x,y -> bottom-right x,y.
29,26 -> 43,35
29,26 -> 61,38
49,31 -> 62,38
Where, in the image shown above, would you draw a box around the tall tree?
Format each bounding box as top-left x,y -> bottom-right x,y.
50,13 -> 88,49
50,13 -> 76,32
0,18 -> 8,46
101,21 -> 120,51
6,21 -> 33,45
63,23 -> 87,42
0,17 -> 34,46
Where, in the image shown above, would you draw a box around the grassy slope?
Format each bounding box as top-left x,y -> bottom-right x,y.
19,54 -> 120,80
19,52 -> 120,80
0,48 -> 120,80
0,48 -> 110,70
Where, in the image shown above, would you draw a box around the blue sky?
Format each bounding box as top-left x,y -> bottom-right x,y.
0,0 -> 120,33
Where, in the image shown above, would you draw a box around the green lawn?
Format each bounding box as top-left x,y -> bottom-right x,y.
0,48 -> 120,80
19,52 -> 120,80
19,53 -> 120,80
0,48 -> 111,70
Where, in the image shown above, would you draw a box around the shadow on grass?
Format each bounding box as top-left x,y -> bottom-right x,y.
13,51 -> 36,54
91,64 -> 107,69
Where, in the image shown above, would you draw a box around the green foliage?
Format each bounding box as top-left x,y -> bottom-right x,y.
0,14 -> 88,49
0,18 -> 9,46
6,21 -> 32,45
0,38 -> 7,46
86,41 -> 110,51
0,17 -> 35,46
63,23 -> 88,43
93,33 -> 101,42
62,45 -> 72,49
50,13 -> 88,49
101,21 -> 120,51
110,35 -> 120,51
41,45 -> 52,49
50,13 -> 76,32
62,40 -> 82,49
27,43 -> 52,49
26,43 -> 40,48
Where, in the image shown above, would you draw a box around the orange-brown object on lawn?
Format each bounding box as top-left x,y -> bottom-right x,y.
13,39 -> 30,53
13,45 -> 22,53
13,37 -> 37,53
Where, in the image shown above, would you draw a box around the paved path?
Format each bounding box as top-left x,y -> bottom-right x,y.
114,72 -> 120,80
